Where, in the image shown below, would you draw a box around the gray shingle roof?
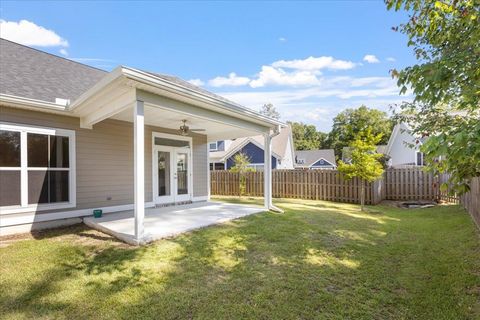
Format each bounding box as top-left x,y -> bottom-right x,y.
0,38 -> 107,102
294,149 -> 336,167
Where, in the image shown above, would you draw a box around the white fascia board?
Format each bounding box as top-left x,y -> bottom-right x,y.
0,94 -> 72,115
385,124 -> 401,155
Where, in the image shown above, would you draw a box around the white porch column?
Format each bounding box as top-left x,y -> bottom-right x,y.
264,132 -> 272,209
134,100 -> 145,241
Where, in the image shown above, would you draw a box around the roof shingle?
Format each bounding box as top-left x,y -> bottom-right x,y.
0,38 -> 106,102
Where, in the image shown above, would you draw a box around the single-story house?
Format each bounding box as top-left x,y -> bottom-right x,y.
209,125 -> 295,170
294,149 -> 336,170
0,39 -> 284,241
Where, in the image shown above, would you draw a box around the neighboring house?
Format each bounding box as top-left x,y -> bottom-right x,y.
294,149 -> 337,170
384,123 -> 426,168
209,125 -> 295,170
341,123 -> 425,168
0,39 -> 283,237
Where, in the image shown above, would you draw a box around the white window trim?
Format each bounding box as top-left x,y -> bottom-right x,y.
415,151 -> 424,166
247,163 -> 265,170
209,141 -> 218,151
0,122 -> 76,215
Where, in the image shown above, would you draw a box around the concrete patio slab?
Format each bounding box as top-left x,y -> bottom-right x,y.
83,201 -> 265,245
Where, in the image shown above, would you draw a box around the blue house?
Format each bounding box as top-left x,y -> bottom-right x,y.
209,126 -> 295,170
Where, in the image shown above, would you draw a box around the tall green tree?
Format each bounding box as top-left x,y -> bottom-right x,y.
326,105 -> 393,158
387,0 -> 480,194
288,121 -> 328,150
259,103 -> 281,120
337,129 -> 385,211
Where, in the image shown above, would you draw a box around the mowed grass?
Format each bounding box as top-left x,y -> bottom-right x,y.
0,198 -> 479,320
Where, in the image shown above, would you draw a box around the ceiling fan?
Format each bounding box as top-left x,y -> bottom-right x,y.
179,119 -> 206,136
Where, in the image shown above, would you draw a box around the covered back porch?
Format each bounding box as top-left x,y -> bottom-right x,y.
70,67 -> 283,244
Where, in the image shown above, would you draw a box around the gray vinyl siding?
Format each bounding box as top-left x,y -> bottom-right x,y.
0,105 -> 208,214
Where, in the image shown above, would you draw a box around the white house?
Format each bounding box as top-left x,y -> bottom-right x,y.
0,38 -> 285,241
385,123 -> 426,167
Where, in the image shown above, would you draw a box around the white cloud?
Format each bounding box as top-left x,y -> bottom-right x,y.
0,19 -> 68,47
188,79 -> 205,86
206,55 -> 356,88
272,56 -> 356,71
217,75 -> 411,131
59,48 -> 68,56
363,54 -> 380,63
386,57 -> 396,62
208,72 -> 251,87
249,66 -> 321,88
279,37 -> 287,42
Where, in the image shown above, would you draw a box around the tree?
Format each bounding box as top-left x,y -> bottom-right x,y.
259,103 -> 281,120
387,0 -> 480,194
326,105 -> 393,158
288,121 -> 328,150
229,152 -> 255,197
337,129 -> 384,211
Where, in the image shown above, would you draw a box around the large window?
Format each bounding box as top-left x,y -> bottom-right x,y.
0,123 -> 75,213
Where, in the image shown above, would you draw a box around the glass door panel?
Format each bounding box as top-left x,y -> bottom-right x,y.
157,151 -> 171,197
176,152 -> 188,195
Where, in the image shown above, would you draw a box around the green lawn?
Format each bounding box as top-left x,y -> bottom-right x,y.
1,198 -> 479,320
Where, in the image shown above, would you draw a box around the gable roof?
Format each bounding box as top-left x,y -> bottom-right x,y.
210,125 -> 293,162
0,38 -> 106,102
294,149 -> 336,168
385,123 -> 425,155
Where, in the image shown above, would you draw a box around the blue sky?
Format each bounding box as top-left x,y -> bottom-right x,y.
0,1 -> 414,131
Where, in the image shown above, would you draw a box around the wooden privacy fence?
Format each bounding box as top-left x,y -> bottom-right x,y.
211,169 -> 385,205
210,168 -> 459,205
384,168 -> 438,201
460,177 -> 480,228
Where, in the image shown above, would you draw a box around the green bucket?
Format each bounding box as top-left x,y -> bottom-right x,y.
93,209 -> 102,218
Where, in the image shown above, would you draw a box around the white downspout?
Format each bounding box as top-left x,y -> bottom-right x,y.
264,125 -> 284,213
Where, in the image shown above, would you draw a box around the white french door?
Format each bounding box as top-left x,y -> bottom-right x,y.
153,145 -> 192,204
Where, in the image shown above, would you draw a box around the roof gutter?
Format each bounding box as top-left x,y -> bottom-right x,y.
0,94 -> 69,113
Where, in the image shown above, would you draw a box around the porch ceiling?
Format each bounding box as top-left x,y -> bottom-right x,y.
111,102 -> 262,141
